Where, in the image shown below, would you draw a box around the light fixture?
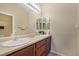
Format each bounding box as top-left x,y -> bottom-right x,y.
24,3 -> 41,13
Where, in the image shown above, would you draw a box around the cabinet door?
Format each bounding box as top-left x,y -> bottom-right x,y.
36,39 -> 46,49
36,44 -> 47,56
35,39 -> 48,56
7,45 -> 35,56
46,36 -> 51,53
35,36 -> 51,56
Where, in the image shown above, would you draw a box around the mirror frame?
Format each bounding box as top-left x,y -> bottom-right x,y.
0,11 -> 15,38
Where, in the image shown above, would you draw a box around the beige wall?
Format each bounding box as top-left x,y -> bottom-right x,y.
41,3 -> 77,55
76,4 -> 79,55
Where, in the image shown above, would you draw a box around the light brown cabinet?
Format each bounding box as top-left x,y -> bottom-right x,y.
46,36 -> 51,54
7,36 -> 51,56
7,45 -> 35,56
35,36 -> 51,56
35,42 -> 47,56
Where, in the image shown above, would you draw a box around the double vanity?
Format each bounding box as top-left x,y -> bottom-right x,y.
0,35 -> 51,56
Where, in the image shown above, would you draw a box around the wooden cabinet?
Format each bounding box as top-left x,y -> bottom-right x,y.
35,44 -> 46,56
35,36 -> 51,56
46,36 -> 51,54
7,36 -> 51,56
7,45 -> 35,56
35,39 -> 47,56
35,39 -> 46,49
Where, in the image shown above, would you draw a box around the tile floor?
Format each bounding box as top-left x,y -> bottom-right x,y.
48,52 -> 60,56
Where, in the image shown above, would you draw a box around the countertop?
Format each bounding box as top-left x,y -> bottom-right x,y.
0,34 -> 50,56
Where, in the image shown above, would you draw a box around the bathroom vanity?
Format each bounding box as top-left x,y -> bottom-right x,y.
7,36 -> 51,56
0,35 -> 51,56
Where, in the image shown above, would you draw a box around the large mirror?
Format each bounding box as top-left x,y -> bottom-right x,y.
0,13 -> 12,37
0,3 -> 40,38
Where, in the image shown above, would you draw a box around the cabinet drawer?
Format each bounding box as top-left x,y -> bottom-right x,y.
36,45 -> 46,56
8,45 -> 35,56
41,52 -> 48,56
36,39 -> 46,49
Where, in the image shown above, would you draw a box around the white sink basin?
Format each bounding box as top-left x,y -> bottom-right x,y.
1,38 -> 31,47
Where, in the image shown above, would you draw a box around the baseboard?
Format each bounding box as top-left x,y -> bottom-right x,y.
50,50 -> 65,56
